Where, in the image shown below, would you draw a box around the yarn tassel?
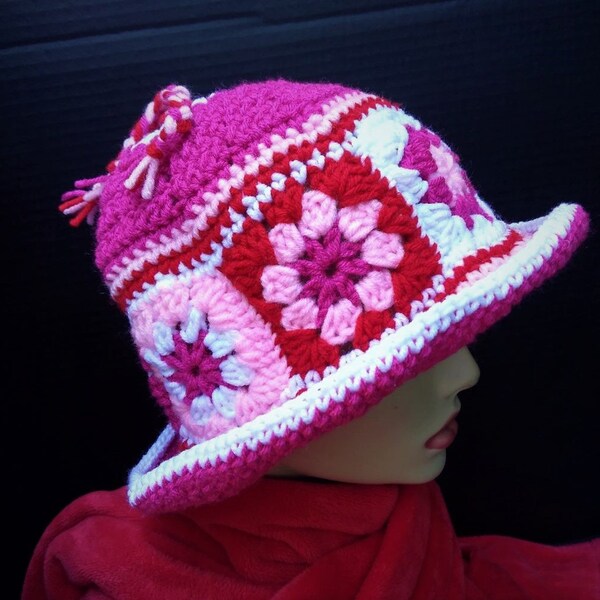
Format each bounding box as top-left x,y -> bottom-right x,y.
123,151 -> 161,200
58,175 -> 106,227
122,85 -> 195,201
58,84 -> 206,228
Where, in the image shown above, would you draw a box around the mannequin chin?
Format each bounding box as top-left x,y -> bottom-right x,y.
265,346 -> 480,484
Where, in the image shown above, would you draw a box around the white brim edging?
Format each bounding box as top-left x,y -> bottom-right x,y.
128,202 -> 583,505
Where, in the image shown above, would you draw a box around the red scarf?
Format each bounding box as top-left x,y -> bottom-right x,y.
23,478 -> 598,599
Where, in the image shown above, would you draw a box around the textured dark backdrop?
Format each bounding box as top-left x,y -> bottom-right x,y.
4,0 -> 599,595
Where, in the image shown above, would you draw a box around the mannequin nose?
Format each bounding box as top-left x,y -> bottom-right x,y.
440,346 -> 481,397
456,346 -> 480,393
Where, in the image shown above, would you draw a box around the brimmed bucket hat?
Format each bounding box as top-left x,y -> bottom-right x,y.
60,78 -> 590,513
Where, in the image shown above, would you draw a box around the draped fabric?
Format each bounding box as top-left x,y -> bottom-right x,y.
23,478 -> 599,599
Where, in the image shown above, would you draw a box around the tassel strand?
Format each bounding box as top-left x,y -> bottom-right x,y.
122,85 -> 195,200
58,84 -> 214,228
58,178 -> 106,227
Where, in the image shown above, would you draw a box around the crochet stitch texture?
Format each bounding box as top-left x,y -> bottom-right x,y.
60,78 -> 590,513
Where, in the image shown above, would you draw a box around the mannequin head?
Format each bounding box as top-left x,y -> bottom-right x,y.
266,346 -> 480,484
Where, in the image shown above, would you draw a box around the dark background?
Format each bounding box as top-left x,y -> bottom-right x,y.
4,0 -> 599,595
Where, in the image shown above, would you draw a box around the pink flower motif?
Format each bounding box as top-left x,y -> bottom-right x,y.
163,329 -> 231,407
261,191 -> 405,345
402,126 -> 494,230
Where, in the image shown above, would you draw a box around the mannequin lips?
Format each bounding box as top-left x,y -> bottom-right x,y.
425,410 -> 460,450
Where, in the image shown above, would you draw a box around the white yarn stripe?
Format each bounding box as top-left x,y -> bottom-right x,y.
344,104 -> 510,275
125,126 -> 538,471
128,202 -> 578,504
125,141 -> 450,421
124,137 -> 364,314
107,91 -> 378,297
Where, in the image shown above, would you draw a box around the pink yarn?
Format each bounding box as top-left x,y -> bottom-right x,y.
401,125 -> 492,229
58,78 -> 591,514
136,204 -> 590,513
95,79 -> 358,281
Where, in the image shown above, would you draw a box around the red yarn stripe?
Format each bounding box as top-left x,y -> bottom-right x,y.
58,196 -> 84,211
115,95 -> 398,310
437,229 -> 524,301
68,201 -> 96,227
113,97 -> 521,313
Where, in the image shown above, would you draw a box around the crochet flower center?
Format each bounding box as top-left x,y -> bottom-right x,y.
163,330 -> 231,405
261,190 -> 405,346
290,221 -> 369,327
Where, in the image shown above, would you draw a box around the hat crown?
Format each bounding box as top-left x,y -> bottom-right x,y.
94,79 -> 358,285
117,81 -> 513,446
95,79 -> 507,313
60,79 -> 588,512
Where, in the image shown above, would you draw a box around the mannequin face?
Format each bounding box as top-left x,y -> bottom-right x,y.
266,346 -> 480,484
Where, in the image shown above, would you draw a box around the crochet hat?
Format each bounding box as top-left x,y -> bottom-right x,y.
60,78 -> 590,514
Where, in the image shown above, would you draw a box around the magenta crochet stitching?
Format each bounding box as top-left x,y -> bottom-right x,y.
97,80 -> 357,283
140,204 -> 590,512
59,78 -> 591,513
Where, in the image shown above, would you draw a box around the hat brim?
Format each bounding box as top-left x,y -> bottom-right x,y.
128,202 -> 590,513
